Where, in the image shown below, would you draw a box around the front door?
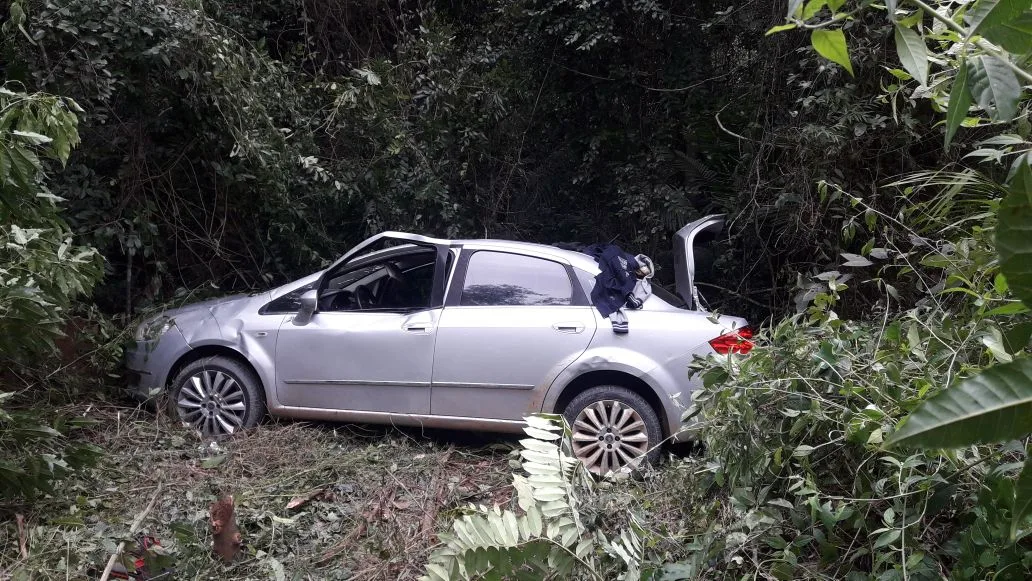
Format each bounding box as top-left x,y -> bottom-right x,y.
431,250 -> 596,420
274,248 -> 441,413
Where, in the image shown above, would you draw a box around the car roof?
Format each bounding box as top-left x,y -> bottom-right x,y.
339,231 -> 603,273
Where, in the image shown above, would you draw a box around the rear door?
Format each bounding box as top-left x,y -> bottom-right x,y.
430,249 -> 596,420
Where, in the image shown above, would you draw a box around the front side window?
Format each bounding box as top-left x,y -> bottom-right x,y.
262,281 -> 317,314
460,251 -> 572,306
321,249 -> 437,312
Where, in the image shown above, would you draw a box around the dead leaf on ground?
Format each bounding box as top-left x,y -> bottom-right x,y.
286,488 -> 326,510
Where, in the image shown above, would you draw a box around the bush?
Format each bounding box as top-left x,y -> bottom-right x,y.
1,84 -> 104,498
673,176 -> 1032,579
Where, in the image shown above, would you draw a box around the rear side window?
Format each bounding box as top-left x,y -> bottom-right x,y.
461,251 -> 572,306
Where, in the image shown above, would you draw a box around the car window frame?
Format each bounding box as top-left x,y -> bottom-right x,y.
258,279 -> 319,315
444,248 -> 589,308
315,242 -> 450,314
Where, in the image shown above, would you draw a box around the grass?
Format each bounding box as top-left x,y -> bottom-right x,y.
0,403 -> 518,580
0,400 -> 712,580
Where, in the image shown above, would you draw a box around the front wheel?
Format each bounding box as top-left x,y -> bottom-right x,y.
168,356 -> 265,437
562,385 -> 663,476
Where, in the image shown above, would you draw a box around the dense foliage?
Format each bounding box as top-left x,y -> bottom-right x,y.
0,85 -> 103,498
1,0 -> 976,318
682,195 -> 1022,579
671,1 -> 1032,579
1,0 -> 1032,577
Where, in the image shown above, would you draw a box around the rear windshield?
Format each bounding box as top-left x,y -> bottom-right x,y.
651,284 -> 686,308
574,267 -> 687,309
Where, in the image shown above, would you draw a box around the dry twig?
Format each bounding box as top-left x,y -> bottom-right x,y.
98,480 -> 164,581
15,514 -> 28,559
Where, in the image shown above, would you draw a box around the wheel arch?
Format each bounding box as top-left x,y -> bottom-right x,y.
166,345 -> 266,399
549,370 -> 671,439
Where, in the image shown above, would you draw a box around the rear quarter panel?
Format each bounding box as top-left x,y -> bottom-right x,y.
542,298 -> 748,440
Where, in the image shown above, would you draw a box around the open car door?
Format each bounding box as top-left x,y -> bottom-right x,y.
673,214 -> 725,311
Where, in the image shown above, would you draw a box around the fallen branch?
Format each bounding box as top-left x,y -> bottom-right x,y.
15,514 -> 28,559
98,481 -> 164,581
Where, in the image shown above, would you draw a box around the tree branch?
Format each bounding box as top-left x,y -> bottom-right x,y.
908,0 -> 1032,85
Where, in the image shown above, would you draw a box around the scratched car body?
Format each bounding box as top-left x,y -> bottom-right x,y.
126,215 -> 750,474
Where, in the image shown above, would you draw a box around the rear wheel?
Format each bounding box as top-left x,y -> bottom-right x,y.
168,356 -> 265,437
562,385 -> 662,476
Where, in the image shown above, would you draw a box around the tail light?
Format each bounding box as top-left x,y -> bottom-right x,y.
709,327 -> 754,355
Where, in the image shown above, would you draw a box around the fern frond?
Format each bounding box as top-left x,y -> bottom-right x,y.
422,414 -> 649,580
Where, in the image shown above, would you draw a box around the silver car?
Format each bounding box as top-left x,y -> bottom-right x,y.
126,215 -> 751,474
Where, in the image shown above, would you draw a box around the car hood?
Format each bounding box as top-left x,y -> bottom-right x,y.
161,293 -> 251,320
673,214 -> 725,311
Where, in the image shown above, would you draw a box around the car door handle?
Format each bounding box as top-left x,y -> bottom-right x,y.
403,323 -> 432,333
552,322 -> 585,334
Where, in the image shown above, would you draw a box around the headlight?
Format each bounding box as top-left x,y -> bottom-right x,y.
135,316 -> 174,341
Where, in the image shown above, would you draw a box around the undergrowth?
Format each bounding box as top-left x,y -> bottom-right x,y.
0,406 -> 517,580
665,174 -> 1032,580
0,405 -> 710,580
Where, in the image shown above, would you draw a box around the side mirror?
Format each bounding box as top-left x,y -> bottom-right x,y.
293,289 -> 318,326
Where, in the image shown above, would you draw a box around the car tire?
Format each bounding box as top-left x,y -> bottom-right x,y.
168,355 -> 265,437
562,385 -> 663,476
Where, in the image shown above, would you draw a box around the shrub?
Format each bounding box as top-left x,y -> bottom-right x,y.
672,176 -> 1032,579
1,84 -> 104,498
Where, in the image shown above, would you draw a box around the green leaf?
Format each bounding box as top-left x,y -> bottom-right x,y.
886,358 -> 1032,449
945,61 -> 972,148
787,0 -> 805,18
811,29 -> 854,76
999,160 -> 1032,306
873,529 -> 901,549
12,131 -> 52,146
968,55 -> 1021,121
200,454 -> 227,469
828,0 -> 845,11
884,67 -> 912,80
352,68 -> 381,86
983,10 -> 1032,53
766,23 -> 797,36
803,1 -> 826,20
841,253 -> 873,267
986,302 -> 1030,317
1013,454 -> 1032,538
0,143 -> 11,184
968,0 -> 1027,35
894,25 -> 928,86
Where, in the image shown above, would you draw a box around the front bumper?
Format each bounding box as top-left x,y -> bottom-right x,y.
124,328 -> 190,402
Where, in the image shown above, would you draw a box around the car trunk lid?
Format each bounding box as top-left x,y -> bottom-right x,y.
673,214 -> 725,311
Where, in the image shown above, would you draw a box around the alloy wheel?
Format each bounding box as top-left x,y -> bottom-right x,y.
177,370 -> 248,436
571,400 -> 649,475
